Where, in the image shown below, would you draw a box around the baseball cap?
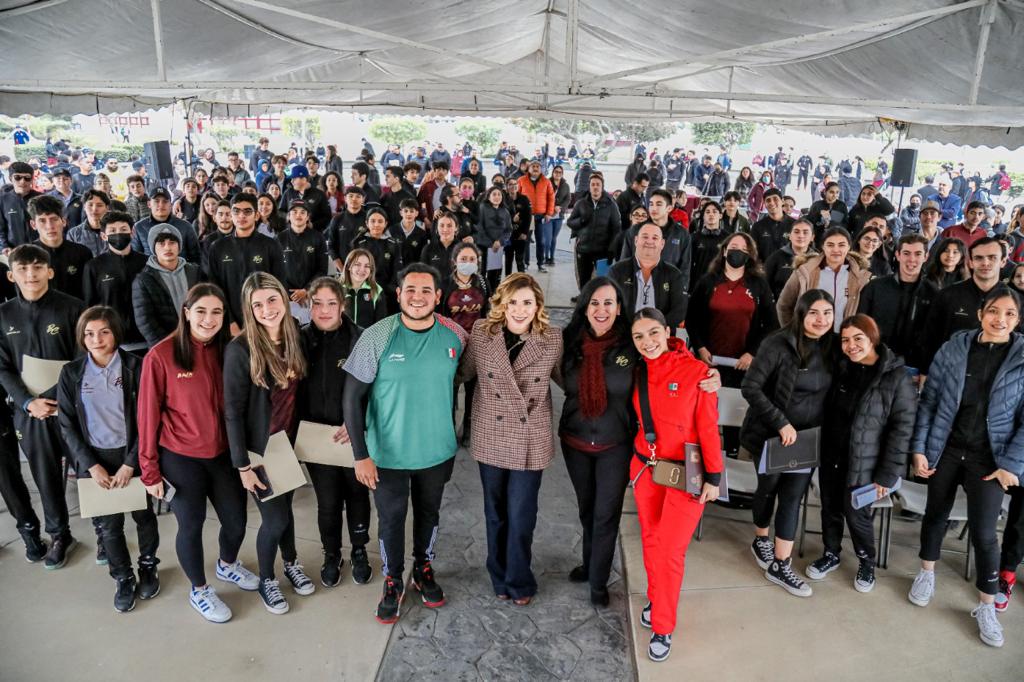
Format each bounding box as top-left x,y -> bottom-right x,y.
920,200 -> 942,214
150,187 -> 172,201
288,199 -> 309,212
289,165 -> 309,179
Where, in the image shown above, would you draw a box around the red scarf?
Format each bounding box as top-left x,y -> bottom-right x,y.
579,330 -> 618,419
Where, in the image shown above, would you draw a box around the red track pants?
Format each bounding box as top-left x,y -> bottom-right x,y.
630,456 -> 704,635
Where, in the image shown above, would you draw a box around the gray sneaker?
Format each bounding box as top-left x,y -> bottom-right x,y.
640,602 -> 652,629
648,633 -> 672,662
908,569 -> 935,607
971,603 -> 1004,648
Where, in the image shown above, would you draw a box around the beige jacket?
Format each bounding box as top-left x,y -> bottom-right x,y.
776,252 -> 872,326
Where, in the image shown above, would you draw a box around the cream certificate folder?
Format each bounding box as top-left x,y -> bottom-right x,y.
21,355 -> 68,397
77,478 -> 147,518
248,431 -> 307,501
294,420 -> 355,467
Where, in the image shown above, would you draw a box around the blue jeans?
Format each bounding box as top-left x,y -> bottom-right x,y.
545,218 -> 563,261
532,214 -> 547,266
478,461 -> 543,599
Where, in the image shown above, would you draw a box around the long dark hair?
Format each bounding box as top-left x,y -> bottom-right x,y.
924,237 -> 969,287
172,283 -> 229,372
561,276 -> 633,375
707,231 -> 765,277
789,289 -> 834,366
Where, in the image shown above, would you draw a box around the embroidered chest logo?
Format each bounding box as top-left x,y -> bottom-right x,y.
337,358 -> 347,368
387,353 -> 405,363
668,382 -> 679,396
46,324 -> 61,336
662,282 -> 670,292
305,246 -> 315,253
252,255 -> 264,264
615,355 -> 630,367
6,326 -> 19,335
446,348 -> 456,359
66,266 -> 78,275
222,255 -> 233,262
176,371 -> 193,379
101,274 -> 115,283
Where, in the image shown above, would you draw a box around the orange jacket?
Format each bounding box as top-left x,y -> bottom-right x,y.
517,173 -> 555,216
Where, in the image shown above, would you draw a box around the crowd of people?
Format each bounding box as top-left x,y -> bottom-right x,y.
0,133 -> 1022,665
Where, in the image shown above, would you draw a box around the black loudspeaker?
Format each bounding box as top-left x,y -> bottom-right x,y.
890,148 -> 918,188
144,141 -> 174,180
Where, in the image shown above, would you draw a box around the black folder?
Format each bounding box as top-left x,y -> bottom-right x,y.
761,427 -> 820,474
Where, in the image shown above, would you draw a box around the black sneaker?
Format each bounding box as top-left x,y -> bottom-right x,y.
44,534 -> 76,570
137,558 -> 161,600
854,558 -> 876,593
765,557 -> 813,597
751,536 -> 774,570
568,565 -> 589,583
375,575 -> 406,624
805,552 -> 841,581
321,553 -> 343,588
640,601 -> 652,628
648,633 -> 672,662
114,575 -> 137,613
412,561 -> 445,608
18,526 -> 46,563
96,542 -> 109,566
537,265 -> 548,273
258,578 -> 290,615
351,546 -> 372,585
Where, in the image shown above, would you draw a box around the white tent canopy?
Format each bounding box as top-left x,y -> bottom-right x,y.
1,0 -> 1022,147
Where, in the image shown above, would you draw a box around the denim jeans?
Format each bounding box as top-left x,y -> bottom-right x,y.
479,461 -> 543,599
547,217 -> 563,261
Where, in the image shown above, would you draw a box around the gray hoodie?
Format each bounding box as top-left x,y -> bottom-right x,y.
147,255 -> 189,312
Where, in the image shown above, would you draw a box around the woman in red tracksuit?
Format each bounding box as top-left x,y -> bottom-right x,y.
629,307 -> 722,663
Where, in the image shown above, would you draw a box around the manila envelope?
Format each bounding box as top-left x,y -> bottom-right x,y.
294,420 -> 355,467
248,431 -> 307,501
21,355 -> 68,397
77,478 -> 147,518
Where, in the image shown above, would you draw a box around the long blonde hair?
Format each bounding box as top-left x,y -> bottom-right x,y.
240,272 -> 306,388
342,248 -> 381,295
484,272 -> 550,335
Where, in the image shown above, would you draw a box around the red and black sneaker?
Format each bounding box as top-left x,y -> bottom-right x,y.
375,575 -> 405,624
995,570 -> 1016,613
412,561 -> 446,608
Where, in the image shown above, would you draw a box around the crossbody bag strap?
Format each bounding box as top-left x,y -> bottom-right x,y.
637,361 -> 657,459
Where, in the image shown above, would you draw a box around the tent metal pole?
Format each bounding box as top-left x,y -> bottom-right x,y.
968,0 -> 997,105
565,0 -> 580,92
150,0 -> 166,81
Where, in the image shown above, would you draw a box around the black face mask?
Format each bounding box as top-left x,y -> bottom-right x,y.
107,233 -> 131,251
725,250 -> 750,269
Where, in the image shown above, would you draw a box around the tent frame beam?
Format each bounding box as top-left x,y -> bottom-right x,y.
969,0 -> 997,105
149,0 -> 166,80
565,0 -> 580,91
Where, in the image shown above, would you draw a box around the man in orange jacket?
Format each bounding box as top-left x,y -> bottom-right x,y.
517,160 -> 555,273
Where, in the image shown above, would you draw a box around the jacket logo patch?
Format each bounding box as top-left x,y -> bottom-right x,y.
46,324 -> 61,336
252,255 -> 264,264
66,266 -> 78,274
176,371 -> 193,379
615,355 -> 630,367
101,274 -> 115,283
222,255 -> 233,262
387,353 -> 405,363
305,246 -> 315,253
5,326 -> 19,335
662,282 -> 670,291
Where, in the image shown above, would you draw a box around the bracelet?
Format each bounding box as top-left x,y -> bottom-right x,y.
239,466 -> 252,472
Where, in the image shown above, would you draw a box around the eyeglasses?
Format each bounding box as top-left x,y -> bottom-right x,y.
12,174 -> 32,182
231,207 -> 255,216
862,238 -> 881,245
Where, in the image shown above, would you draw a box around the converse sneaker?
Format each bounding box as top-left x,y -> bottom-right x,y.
190,585 -> 232,623
648,633 -> 672,662
44,534 -> 76,570
971,602 -> 1004,648
114,575 -> 137,613
351,546 -> 372,585
640,602 -> 652,629
18,526 -> 46,563
412,561 -> 445,608
283,562 -> 315,596
216,559 -> 259,591
137,558 -> 161,600
751,536 -> 775,570
321,553 -> 343,588
908,568 -> 935,607
766,557 -> 813,597
854,558 -> 876,593
994,570 -> 1015,613
376,575 -> 406,624
259,578 -> 290,615
805,552 -> 841,581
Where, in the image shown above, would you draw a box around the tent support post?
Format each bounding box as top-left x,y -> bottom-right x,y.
968,0 -> 997,105
565,0 -> 580,93
150,0 -> 166,81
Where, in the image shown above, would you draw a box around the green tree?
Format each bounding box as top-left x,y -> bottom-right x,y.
454,120 -> 503,155
690,122 -> 755,148
368,117 -> 428,148
282,114 -> 322,147
511,118 -> 676,160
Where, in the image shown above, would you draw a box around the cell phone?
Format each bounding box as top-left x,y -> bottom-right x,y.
253,465 -> 274,500
162,479 -> 177,504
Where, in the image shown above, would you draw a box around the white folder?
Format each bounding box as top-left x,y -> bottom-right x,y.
294,420 -> 355,467
248,431 -> 307,501
717,387 -> 749,428
21,355 -> 68,397
77,478 -> 147,518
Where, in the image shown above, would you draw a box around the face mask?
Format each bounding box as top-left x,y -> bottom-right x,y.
456,262 -> 478,276
107,233 -> 131,250
725,250 -> 750,268
761,176 -> 771,183
460,189 -> 474,200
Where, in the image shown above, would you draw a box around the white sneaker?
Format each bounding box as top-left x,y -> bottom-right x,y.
971,602 -> 1004,648
908,569 -> 934,607
190,585 -> 232,623
283,562 -> 316,596
216,559 -> 259,591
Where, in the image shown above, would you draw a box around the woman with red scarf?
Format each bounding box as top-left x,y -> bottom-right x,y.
630,307 -> 722,663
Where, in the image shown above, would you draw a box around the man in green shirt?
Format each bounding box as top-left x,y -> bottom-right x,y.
343,263 -> 467,624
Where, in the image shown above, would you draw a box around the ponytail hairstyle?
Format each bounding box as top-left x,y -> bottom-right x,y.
172,283 -> 230,371
239,272 -> 307,389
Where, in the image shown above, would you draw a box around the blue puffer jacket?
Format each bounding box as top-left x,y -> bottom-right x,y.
911,330 -> 1024,476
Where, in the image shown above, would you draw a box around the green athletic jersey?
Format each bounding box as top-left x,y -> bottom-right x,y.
344,314 -> 467,470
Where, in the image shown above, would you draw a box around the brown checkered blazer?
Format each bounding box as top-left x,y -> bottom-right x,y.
460,319 -> 563,470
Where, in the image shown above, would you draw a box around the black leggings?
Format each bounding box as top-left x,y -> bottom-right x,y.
504,239 -> 527,275
750,445 -> 813,542
919,448 -> 1004,594
253,490 -> 297,581
818,456 -> 876,561
306,463 -> 371,556
562,441 -> 631,591
159,449 -> 247,588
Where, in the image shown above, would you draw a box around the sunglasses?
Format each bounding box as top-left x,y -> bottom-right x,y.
12,174 -> 32,182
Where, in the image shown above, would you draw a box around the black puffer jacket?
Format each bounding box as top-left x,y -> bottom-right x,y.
827,345 -> 916,488
567,192 -> 621,257
740,329 -> 834,453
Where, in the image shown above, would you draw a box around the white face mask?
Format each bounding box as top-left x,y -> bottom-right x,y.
456,262 -> 478,276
